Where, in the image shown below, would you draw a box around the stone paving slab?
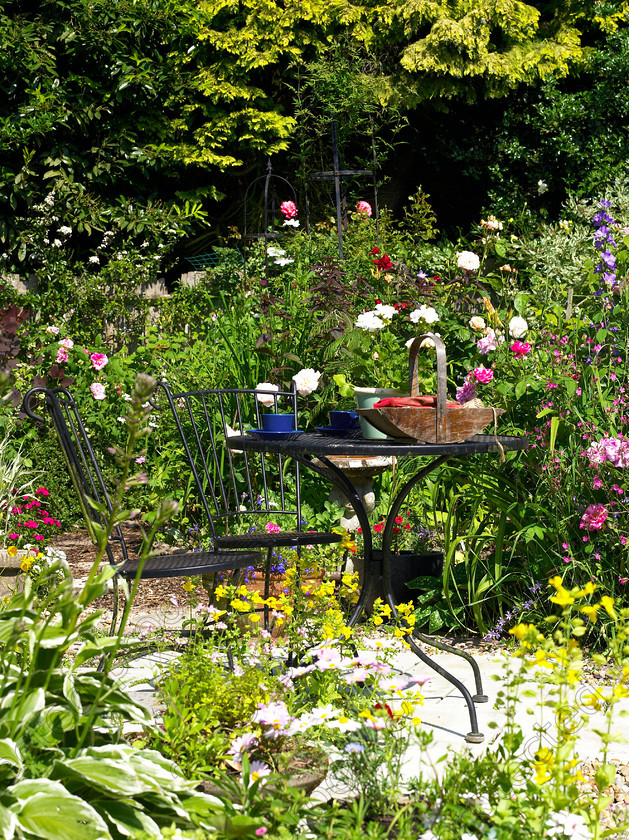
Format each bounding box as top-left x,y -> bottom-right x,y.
110,641 -> 629,789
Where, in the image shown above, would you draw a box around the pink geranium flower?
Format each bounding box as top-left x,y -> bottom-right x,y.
280,200 -> 298,219
264,522 -> 281,534
56,347 -> 68,364
90,352 -> 109,370
90,383 -> 106,400
473,366 -> 494,384
511,341 -> 531,359
580,503 -> 608,531
356,200 -> 372,217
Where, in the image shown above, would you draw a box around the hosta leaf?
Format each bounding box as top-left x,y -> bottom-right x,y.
11,789 -> 110,840
0,803 -> 16,838
0,738 -> 22,769
62,673 -> 82,720
53,756 -> 147,796
94,799 -> 160,837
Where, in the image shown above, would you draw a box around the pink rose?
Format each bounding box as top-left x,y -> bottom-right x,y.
56,347 -> 68,363
473,366 -> 494,384
356,200 -> 372,217
477,332 -> 497,354
46,326 -> 60,335
456,376 -> 477,404
90,383 -> 106,400
58,338 -> 74,349
580,503 -> 608,531
511,341 -> 531,359
280,200 -> 298,219
90,352 -> 109,370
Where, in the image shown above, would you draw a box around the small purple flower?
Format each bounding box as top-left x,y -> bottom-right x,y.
344,742 -> 365,754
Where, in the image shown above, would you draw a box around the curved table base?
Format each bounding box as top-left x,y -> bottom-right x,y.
295,451 -> 486,741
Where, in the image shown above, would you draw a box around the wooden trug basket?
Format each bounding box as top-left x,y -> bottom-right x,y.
357,333 -> 504,443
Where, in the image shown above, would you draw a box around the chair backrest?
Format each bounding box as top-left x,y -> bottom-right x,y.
154,382 -> 304,540
22,386 -> 130,568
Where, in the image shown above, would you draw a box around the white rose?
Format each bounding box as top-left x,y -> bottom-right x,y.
457,251 -> 480,271
374,303 -> 397,320
420,332 -> 441,349
509,316 -> 528,339
355,311 -> 385,332
469,316 -> 486,332
410,305 -> 439,325
293,368 -> 321,397
255,382 -> 279,407
267,246 -> 285,257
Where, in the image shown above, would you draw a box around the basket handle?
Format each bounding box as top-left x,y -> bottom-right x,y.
408,333 -> 447,442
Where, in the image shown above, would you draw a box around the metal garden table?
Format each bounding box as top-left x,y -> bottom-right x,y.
226,432 -> 528,742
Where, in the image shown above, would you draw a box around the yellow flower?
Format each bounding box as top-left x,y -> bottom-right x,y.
20,557 -> 34,572
373,616 -> 383,626
509,622 -> 536,640
600,596 -> 617,618
534,650 -> 552,669
533,747 -> 555,785
550,587 -> 575,607
7,545 -> 18,558
230,598 -> 251,612
579,604 -> 600,623
249,613 -> 260,623
339,625 -> 353,639
574,581 -> 596,598
182,578 -> 194,592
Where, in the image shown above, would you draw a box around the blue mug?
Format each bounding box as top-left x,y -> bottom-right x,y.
261,413 -> 296,432
329,410 -> 359,430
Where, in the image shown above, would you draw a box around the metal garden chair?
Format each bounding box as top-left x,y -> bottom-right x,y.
154,382 -> 343,606
22,386 -> 262,637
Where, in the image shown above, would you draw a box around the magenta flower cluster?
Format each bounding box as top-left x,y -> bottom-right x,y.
580,503 -> 608,531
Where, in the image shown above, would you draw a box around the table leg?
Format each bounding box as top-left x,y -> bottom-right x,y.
380,456 -> 487,742
295,452 -> 487,743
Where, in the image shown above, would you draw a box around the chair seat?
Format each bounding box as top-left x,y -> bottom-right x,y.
215,531 -> 343,550
118,549 -> 262,580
